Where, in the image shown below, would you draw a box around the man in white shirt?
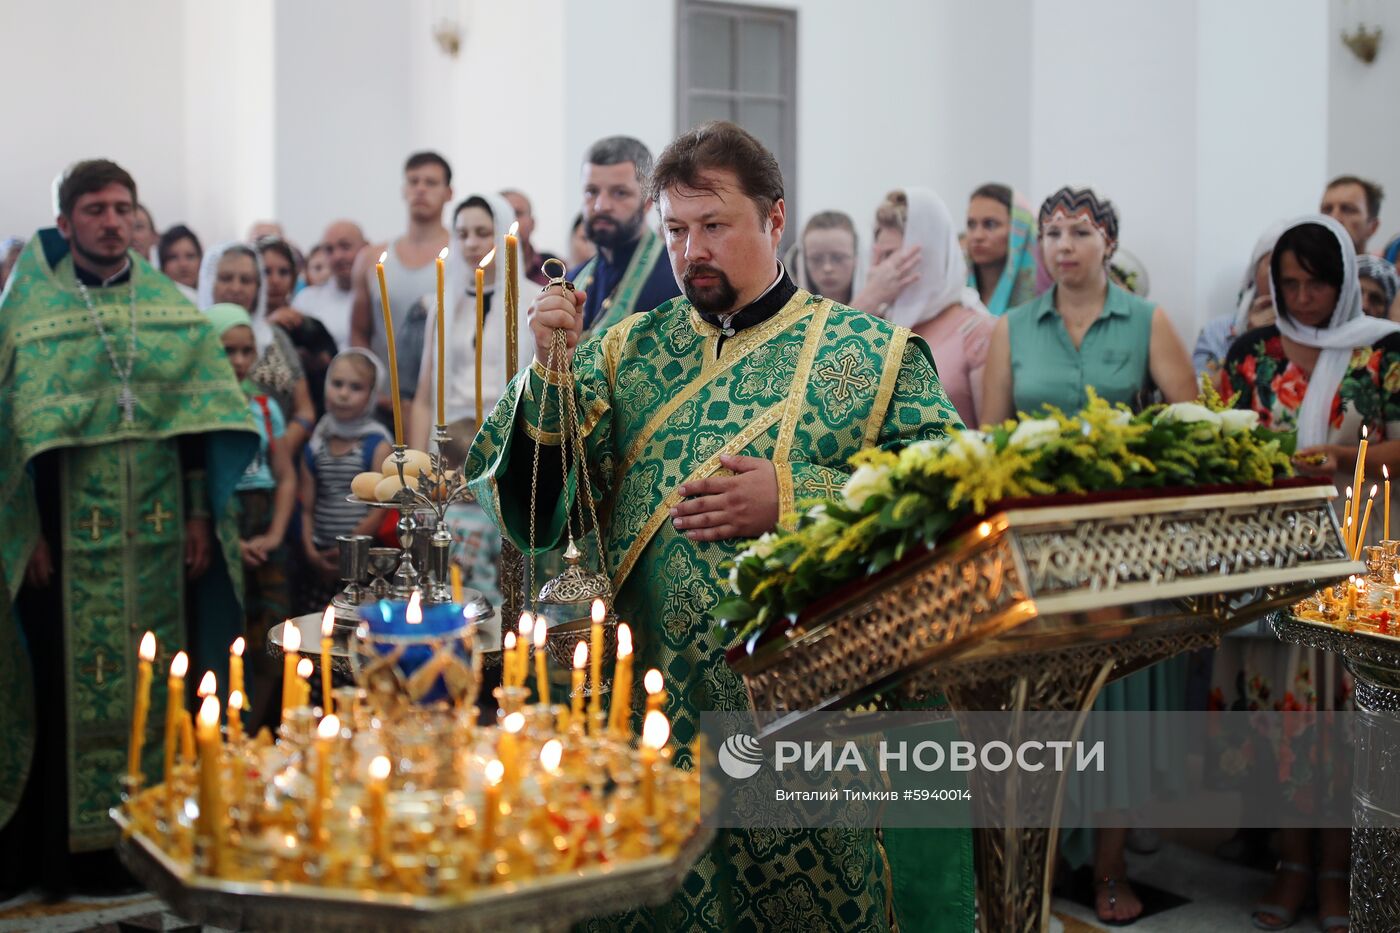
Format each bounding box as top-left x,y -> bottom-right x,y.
290,219 -> 365,351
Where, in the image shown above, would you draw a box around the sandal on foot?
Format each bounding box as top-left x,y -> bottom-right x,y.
1253,861 -> 1312,930
1316,869 -> 1349,932
1094,875 -> 1143,927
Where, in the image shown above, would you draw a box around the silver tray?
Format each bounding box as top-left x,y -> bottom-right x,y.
112,809 -> 714,933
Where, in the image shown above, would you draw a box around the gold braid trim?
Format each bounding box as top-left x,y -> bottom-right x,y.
863,327 -> 910,448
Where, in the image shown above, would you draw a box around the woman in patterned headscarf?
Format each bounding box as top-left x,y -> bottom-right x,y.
965,183 -> 1041,315
1358,254 -> 1400,320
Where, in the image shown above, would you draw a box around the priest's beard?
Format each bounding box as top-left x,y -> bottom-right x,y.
585,205 -> 647,251
72,231 -> 130,275
683,263 -> 739,315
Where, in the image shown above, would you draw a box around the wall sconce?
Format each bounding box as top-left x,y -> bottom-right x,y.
433,18 -> 463,58
1341,23 -> 1382,64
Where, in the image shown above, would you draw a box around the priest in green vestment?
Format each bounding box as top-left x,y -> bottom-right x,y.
0,160 -> 257,892
466,123 -> 974,931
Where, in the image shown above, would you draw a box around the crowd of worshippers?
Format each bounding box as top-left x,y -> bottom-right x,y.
3,133 -> 1390,928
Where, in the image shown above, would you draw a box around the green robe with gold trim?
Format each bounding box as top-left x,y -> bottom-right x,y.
466,287 -> 974,930
0,229 -> 257,852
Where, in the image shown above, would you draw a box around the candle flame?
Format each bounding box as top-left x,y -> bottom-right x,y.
1372,484 -> 1380,498
534,616 -> 547,648
228,689 -> 243,711
139,631 -> 157,662
508,221 -> 520,237
617,623 -> 633,658
171,650 -> 188,678
231,635 -> 244,658
591,599 -> 606,625
321,606 -> 336,638
1347,485 -> 1354,500
1363,425 -> 1369,439
504,631 -> 517,652
438,246 -> 449,261
198,694 -> 220,726
297,657 -> 314,679
540,739 -> 563,773
284,621 -> 302,653
197,671 -> 216,697
519,611 -> 534,640
318,715 -> 340,739
644,668 -> 663,695
642,710 -> 670,750
479,248 -> 496,269
485,759 -> 505,785
377,250 -> 388,265
573,640 -> 588,670
503,712 -> 525,734
370,755 -> 391,781
407,589 -> 423,624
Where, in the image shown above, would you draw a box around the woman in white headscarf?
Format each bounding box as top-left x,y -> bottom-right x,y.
1215,214 -> 1400,932
199,241 -> 315,456
859,188 -> 994,427
407,193 -> 540,621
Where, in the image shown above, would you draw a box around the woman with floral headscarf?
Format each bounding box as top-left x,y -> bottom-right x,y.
1216,214 -> 1400,932
965,183 -> 1041,315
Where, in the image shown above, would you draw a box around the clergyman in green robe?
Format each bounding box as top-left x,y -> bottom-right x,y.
466,123 -> 974,931
0,160 -> 257,892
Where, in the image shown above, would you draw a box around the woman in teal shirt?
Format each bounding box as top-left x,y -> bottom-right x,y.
981,186 -> 1196,422
981,187 -> 1196,925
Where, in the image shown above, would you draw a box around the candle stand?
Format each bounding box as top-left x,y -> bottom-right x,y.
728,480 -> 1356,933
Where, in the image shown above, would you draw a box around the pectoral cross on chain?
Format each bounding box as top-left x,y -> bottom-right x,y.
118,385 -> 136,423
78,507 -> 116,542
145,502 -> 174,535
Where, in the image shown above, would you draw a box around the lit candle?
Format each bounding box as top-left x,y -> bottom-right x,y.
195,694 -> 225,875
227,690 -> 244,744
281,621 -> 301,720
229,636 -> 245,709
589,600 -> 605,733
368,755 -> 391,864
436,246 -> 448,427
128,632 -> 157,786
481,759 -> 504,852
1385,465 -> 1391,541
163,651 -> 188,799
475,249 -> 493,428
571,641 -> 587,730
1344,486 -> 1355,552
1356,484 -> 1378,560
505,223 -> 520,381
609,623 -> 633,736
533,614 -> 550,706
375,252 -> 404,445
320,606 -> 335,716
499,711 -> 524,788
518,613 -> 533,693
180,709 -> 196,765
311,714 -> 339,848
197,670 -> 216,700
539,739 -> 563,785
644,668 -> 666,717
503,631 -> 518,689
640,710 -> 670,821
296,657 -> 314,709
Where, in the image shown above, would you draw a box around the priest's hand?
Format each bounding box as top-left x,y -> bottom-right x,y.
25,535 -> 54,589
671,455 -> 780,542
185,518 -> 212,579
529,284 -> 588,366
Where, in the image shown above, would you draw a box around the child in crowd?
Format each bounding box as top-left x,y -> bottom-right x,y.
298,348 -> 392,612
209,303 -> 297,730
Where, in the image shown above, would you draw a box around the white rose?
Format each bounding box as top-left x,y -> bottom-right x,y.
1107,409 -> 1131,426
1008,417 -> 1060,450
1156,402 -> 1223,428
750,532 -> 779,560
1218,409 -> 1260,435
843,464 -> 894,510
942,430 -> 992,467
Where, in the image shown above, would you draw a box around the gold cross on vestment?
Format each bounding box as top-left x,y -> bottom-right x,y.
77,507 -> 116,542
80,649 -> 120,687
144,502 -> 174,535
806,472 -> 847,500
813,354 -> 874,402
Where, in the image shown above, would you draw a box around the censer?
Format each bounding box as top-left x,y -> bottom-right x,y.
529,259 -> 618,675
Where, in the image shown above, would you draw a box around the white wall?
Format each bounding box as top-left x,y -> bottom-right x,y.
0,0 -> 189,237
1329,0 -> 1400,252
